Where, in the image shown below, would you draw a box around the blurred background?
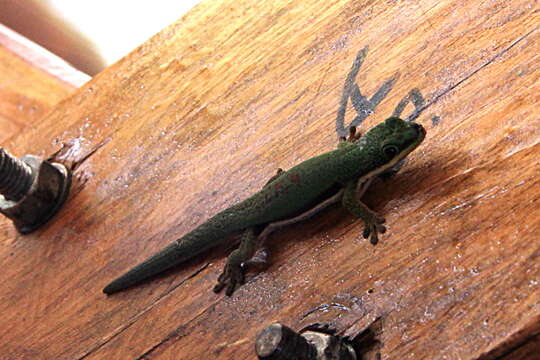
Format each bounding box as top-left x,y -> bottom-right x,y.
0,0 -> 200,75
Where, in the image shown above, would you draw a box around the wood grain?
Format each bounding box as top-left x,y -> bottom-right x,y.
0,1 -> 538,359
0,24 -> 89,145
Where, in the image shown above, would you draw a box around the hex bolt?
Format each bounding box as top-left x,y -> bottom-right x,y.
255,323 -> 317,360
0,148 -> 71,234
255,323 -> 357,360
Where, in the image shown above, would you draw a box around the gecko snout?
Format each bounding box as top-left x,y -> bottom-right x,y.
411,122 -> 426,139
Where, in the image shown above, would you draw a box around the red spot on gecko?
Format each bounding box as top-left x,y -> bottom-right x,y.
274,183 -> 282,191
290,173 -> 301,184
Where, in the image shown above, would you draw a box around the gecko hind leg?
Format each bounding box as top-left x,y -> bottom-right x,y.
214,167 -> 287,295
214,227 -> 260,296
214,189 -> 346,296
242,188 -> 345,271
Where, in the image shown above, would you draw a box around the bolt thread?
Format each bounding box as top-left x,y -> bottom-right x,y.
0,149 -> 34,201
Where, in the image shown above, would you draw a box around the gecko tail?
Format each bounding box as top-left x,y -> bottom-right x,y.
103,200 -> 249,295
103,242 -> 187,294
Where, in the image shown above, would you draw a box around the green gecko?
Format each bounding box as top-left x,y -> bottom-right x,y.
103,117 -> 425,296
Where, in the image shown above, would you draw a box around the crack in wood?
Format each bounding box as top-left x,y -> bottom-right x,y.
478,314 -> 540,360
409,24 -> 540,122
48,136 -> 112,171
491,332 -> 540,360
132,324 -> 192,360
74,264 -> 210,360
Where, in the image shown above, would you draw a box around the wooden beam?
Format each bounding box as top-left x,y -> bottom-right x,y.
0,1 -> 537,359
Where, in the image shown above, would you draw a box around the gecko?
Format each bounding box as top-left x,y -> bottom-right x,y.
103,117 -> 425,296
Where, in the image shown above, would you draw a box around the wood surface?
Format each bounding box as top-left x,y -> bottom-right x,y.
0,24 -> 90,144
0,1 -> 538,359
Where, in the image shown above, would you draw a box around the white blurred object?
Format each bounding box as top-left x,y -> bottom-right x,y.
47,1 -> 200,65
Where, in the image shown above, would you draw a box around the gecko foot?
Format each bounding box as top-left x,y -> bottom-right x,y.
213,248 -> 270,296
242,248 -> 269,270
213,249 -> 245,296
362,215 -> 386,245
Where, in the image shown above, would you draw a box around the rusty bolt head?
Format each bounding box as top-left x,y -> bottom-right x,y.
301,330 -> 357,360
255,323 -> 317,360
255,323 -> 357,360
0,155 -> 71,234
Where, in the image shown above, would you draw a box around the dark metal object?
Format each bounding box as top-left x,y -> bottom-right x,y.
255,323 -> 356,360
255,323 -> 316,360
0,149 -> 71,234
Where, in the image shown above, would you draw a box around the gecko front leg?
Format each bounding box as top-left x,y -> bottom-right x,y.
342,180 -> 386,245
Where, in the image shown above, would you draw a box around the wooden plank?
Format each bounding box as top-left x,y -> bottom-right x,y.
0,24 -> 90,89
0,1 -> 537,359
0,24 -> 90,144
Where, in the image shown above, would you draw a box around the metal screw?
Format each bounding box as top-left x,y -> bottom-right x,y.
0,149 -> 34,201
0,149 -> 71,234
255,323 -> 357,360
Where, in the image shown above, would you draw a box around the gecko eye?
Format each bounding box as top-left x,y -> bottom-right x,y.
382,144 -> 399,158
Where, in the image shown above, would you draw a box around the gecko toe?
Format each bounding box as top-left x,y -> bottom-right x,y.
225,284 -> 235,296
214,262 -> 245,296
213,271 -> 228,293
224,267 -> 245,296
363,227 -> 372,239
370,232 -> 379,245
362,220 -> 386,245
213,282 -> 225,293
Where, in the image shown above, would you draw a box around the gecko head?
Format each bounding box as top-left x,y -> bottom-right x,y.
362,117 -> 426,169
